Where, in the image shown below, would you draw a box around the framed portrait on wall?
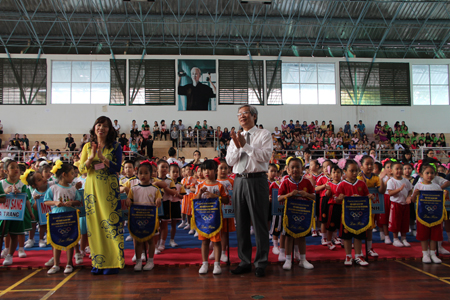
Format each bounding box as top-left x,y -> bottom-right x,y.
177,60 -> 217,111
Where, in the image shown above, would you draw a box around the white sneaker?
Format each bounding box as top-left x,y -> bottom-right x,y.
220,253 -> 228,263
18,249 -> 27,258
178,221 -> 186,228
438,245 -> 450,255
1,248 -> 8,259
132,254 -> 137,262
24,239 -> 34,248
184,224 -> 190,230
126,235 -> 133,242
384,236 -> 392,245
294,251 -> 301,261
368,249 -> 379,257
412,230 -> 417,237
321,238 -> 328,246
194,231 -> 198,237
3,254 -> 13,266
143,261 -> 154,271
402,240 -> 412,247
278,252 -> 286,262
332,237 -> 342,245
75,253 -> 84,265
283,260 -> 292,270
154,249 -> 161,255
47,265 -> 60,274
393,239 -> 404,247
64,265 -> 74,274
39,239 -> 47,248
169,240 -> 178,247
422,254 -> 432,264
380,231 -> 385,241
311,230 -> 318,237
213,264 -> 222,275
134,260 -> 142,272
45,257 -> 54,267
272,246 -> 280,255
372,227 -> 378,232
327,242 -> 336,250
199,264 -> 208,274
208,251 -> 215,260
431,254 -> 442,264
299,260 -> 314,269
141,253 -> 146,261
344,256 -> 353,266
355,256 -> 369,266
188,229 -> 195,235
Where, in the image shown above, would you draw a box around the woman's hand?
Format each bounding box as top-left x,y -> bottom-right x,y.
89,142 -> 98,160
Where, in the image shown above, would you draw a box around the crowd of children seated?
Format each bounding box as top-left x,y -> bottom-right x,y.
1,135 -> 450,273
272,119 -> 447,162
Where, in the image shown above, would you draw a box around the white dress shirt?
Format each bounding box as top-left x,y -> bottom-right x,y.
226,126 -> 273,174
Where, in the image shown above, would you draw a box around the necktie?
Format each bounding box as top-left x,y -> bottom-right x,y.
235,132 -> 250,174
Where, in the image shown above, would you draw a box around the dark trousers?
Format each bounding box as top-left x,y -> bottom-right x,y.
232,175 -> 270,269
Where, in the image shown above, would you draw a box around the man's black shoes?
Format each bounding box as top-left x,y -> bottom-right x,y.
231,265 -> 252,275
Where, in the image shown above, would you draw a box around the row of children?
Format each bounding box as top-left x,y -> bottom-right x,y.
0,157 -> 88,274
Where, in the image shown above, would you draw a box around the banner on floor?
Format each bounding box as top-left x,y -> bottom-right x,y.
128,204 -> 158,242
0,193 -> 27,221
47,210 -> 81,251
76,189 -> 86,217
222,190 -> 234,218
342,196 -> 372,235
283,198 -> 314,238
271,189 -> 285,216
416,191 -> 445,228
192,197 -> 222,238
368,188 -> 385,214
36,195 -> 52,224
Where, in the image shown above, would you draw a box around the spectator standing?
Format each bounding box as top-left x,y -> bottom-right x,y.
344,121 -> 351,135
153,121 -> 160,140
327,120 -> 335,133
358,120 -> 366,139
178,119 -> 185,138
130,120 -> 139,138
65,133 -> 76,152
113,120 -> 121,136
160,120 -> 168,140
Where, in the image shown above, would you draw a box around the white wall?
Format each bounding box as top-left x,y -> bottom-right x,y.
1,54 -> 449,135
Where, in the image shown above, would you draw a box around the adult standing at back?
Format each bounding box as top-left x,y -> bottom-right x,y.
65,133 -> 76,152
79,116 -> 124,275
226,105 -> 273,277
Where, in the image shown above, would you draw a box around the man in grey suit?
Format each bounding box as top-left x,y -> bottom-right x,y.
226,105 -> 273,277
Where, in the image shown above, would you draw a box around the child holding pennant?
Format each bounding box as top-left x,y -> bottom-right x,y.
336,159 -> 374,267
277,157 -> 315,270
126,161 -> 162,272
411,162 -> 448,264
1,159 -> 33,266
193,160 -> 228,275
44,161 -> 82,274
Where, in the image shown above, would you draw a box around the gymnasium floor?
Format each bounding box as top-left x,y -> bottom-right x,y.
1,259 -> 450,299
1,224 -> 450,299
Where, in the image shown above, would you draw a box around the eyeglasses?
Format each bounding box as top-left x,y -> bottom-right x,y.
237,111 -> 251,117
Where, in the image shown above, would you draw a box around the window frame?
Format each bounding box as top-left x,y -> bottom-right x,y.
411,64 -> 450,106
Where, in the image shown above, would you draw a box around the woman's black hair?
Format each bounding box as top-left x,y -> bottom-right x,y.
193,150 -> 201,156
201,160 -> 218,171
425,149 -> 435,156
89,116 -> 116,148
54,162 -> 73,180
18,163 -> 26,174
360,155 -> 374,165
391,161 -> 403,169
138,162 -> 152,173
343,159 -> 358,171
